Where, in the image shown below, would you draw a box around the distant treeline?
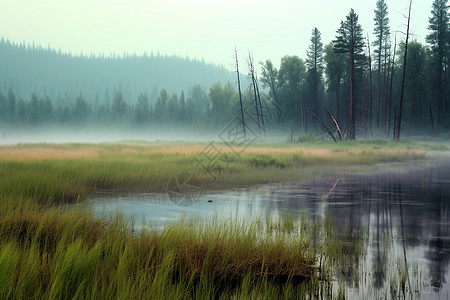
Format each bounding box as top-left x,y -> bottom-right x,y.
3,0 -> 450,139
0,84 -> 279,130
0,38 -> 235,103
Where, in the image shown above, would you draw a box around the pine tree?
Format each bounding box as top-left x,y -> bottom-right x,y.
306,28 -> 324,116
324,43 -> 346,124
373,0 -> 390,129
333,9 -> 366,140
426,0 -> 449,113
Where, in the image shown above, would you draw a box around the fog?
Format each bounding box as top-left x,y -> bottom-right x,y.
0,125 -> 291,145
0,127 -> 223,145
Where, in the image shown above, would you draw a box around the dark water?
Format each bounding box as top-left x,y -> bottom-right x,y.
90,159 -> 450,299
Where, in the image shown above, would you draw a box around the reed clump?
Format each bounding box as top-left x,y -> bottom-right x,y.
0,202 -> 323,299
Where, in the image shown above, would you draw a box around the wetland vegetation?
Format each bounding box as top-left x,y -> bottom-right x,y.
4,0 -> 450,298
0,141 -> 446,299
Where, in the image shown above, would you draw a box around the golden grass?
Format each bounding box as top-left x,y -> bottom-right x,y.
0,142 -> 426,160
0,141 -> 428,205
0,147 -> 101,160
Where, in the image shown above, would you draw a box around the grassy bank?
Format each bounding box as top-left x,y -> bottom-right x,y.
0,201 -> 341,299
0,141 -> 440,298
0,141 -> 427,204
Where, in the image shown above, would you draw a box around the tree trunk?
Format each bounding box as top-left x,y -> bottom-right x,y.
248,53 -> 261,133
383,45 -> 389,132
429,103 -> 435,132
326,106 -> 344,141
377,35 -> 382,130
393,106 -> 397,140
349,51 -> 356,140
255,77 -> 266,136
408,92 -> 414,137
235,48 -> 246,139
395,1 -> 411,141
367,34 -> 373,137
336,80 -> 341,125
305,108 -> 337,142
387,36 -> 396,137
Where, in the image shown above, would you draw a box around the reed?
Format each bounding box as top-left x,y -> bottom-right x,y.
0,141 -> 441,298
0,142 -> 427,204
0,202 -> 327,299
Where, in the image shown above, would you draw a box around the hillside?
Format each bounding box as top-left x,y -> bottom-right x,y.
0,38 -> 235,104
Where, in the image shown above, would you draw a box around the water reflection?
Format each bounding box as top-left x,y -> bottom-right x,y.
90,160 -> 450,298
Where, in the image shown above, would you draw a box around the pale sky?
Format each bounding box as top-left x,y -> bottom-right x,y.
0,0 -> 432,70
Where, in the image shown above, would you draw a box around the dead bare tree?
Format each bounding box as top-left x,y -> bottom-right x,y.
326,107 -> 344,141
395,0 -> 412,141
247,52 -> 265,135
255,75 -> 266,136
235,48 -> 246,139
305,108 -> 337,142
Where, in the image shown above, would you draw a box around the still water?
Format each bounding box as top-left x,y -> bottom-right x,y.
90,159 -> 450,299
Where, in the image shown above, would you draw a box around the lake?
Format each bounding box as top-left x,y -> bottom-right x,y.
89,158 -> 450,299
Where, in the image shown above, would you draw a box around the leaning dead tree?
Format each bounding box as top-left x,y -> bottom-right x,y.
395,0 -> 412,141
305,108 -> 337,142
235,48 -> 246,139
326,107 -> 344,141
255,74 -> 266,135
248,52 -> 265,135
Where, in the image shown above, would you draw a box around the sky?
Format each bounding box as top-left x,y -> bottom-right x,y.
0,0 -> 433,70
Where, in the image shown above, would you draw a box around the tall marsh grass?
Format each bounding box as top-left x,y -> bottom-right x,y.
0,202 -> 331,299
0,141 -> 437,298
0,142 -> 427,204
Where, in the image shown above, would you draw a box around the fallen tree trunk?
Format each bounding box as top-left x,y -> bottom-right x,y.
305,108 -> 337,143
325,107 -> 344,141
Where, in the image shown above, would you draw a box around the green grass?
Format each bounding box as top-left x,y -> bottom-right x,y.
0,202 -> 329,299
0,142 -> 428,204
0,141 -> 441,298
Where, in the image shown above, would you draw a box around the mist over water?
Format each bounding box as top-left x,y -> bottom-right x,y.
0,126 -> 232,145
90,158 -> 450,299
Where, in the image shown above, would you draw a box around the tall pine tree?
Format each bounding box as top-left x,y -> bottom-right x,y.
373,0 -> 390,129
334,9 -> 366,140
324,43 -> 346,124
306,28 -> 324,116
426,0 -> 449,114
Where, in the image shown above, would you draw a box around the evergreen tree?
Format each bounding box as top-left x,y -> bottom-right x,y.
135,92 -> 150,124
334,9 -> 366,140
426,0 -> 449,113
112,92 -> 127,121
72,96 -> 89,122
179,91 -> 186,123
167,94 -> 179,123
7,89 -> 16,123
373,0 -> 390,129
155,89 -> 169,123
16,99 -> 26,123
28,93 -> 39,124
306,27 -> 324,116
324,43 -> 346,124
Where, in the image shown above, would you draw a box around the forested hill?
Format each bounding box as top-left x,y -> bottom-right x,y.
0,38 -> 235,103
